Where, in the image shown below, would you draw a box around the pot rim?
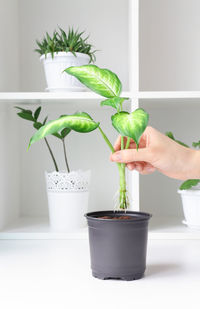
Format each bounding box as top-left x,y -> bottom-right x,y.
40,51 -> 90,61
85,210 -> 152,222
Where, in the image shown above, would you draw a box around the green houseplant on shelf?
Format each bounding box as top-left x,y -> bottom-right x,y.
15,106 -> 93,232
35,26 -> 97,92
166,131 -> 200,229
28,64 -> 152,281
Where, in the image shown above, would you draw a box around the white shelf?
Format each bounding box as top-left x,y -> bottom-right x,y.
5,90 -> 200,102
0,217 -> 88,240
139,91 -> 200,99
1,216 -> 200,240
0,92 -> 132,111
1,91 -> 200,102
149,217 -> 200,240
0,91 -> 131,103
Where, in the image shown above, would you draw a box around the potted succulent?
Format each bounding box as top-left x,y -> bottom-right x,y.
35,27 -> 96,92
28,65 -> 152,281
15,106 -> 92,232
166,132 -> 200,229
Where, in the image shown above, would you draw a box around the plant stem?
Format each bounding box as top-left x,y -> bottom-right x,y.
98,126 -> 115,153
119,163 -> 127,209
44,137 -> 59,172
98,126 -> 121,168
98,127 -> 127,210
125,137 -> 131,149
62,138 -> 70,173
121,136 -> 124,149
119,136 -> 127,209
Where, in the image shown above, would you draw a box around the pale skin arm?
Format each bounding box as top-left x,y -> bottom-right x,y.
110,126 -> 200,181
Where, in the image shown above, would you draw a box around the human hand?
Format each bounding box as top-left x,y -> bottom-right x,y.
110,126 -> 200,180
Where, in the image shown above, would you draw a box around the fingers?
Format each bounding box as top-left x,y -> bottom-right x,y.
113,135 -> 121,151
127,162 -> 155,175
139,165 -> 156,175
110,148 -> 152,163
127,163 -> 135,170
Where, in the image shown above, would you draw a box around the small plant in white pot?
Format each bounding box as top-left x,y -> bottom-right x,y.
166,132 -> 200,229
35,27 -> 97,92
16,106 -> 96,232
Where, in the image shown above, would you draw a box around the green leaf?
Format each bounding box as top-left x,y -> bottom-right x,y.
65,65 -> 122,98
61,128 -> 71,138
35,27 -> 96,63
165,131 -> 189,148
28,112 -> 99,149
17,112 -> 34,121
15,107 -> 32,114
43,116 -> 48,125
33,122 -> 43,130
100,97 -> 128,111
34,122 -> 62,139
111,108 -> 149,149
165,131 -> 175,140
179,179 -> 200,190
176,140 -> 189,148
52,133 -> 62,139
34,106 -> 41,121
15,106 -> 25,112
192,141 -> 200,148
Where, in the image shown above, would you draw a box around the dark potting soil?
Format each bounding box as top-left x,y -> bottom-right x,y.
98,215 -> 132,220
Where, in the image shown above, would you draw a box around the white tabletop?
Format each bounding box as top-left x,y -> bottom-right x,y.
0,239 -> 199,309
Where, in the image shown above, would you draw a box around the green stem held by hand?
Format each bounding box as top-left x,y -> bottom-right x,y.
98,127 -> 128,209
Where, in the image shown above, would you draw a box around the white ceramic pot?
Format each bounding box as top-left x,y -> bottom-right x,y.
45,170 -> 90,232
40,52 -> 90,92
178,189 -> 200,229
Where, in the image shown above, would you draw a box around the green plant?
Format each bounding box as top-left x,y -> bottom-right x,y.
35,27 -> 96,63
166,131 -> 200,190
15,106 -> 73,173
28,65 -> 149,210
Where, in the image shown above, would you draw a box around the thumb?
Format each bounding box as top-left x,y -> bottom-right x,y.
110,148 -> 152,163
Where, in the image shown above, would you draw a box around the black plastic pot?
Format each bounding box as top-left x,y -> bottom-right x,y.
85,210 -> 152,281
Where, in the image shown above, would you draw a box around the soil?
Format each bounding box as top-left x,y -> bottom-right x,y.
98,215 -> 132,220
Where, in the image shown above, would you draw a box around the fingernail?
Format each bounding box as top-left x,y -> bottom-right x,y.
127,163 -> 134,170
111,152 -> 122,161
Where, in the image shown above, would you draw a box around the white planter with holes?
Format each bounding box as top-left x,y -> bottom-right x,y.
178,189 -> 200,229
45,170 -> 90,232
40,52 -> 90,92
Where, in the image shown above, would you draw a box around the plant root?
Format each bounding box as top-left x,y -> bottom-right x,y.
113,190 -> 130,212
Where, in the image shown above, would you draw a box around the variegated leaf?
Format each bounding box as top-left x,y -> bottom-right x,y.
111,108 -> 149,149
65,65 -> 122,98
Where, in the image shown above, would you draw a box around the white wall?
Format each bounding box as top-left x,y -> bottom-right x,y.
0,105 -> 20,229
140,0 -> 200,91
18,0 -> 129,91
0,0 -> 19,91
